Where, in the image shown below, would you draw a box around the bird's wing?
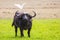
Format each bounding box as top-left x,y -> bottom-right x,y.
14,3 -> 26,9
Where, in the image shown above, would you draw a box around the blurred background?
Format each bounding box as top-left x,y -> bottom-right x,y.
0,0 -> 60,19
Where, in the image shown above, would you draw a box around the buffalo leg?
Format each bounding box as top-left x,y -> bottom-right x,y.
15,27 -> 17,37
20,28 -> 24,37
28,28 -> 31,37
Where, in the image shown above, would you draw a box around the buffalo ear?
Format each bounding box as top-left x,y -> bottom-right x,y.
27,14 -> 32,19
15,11 -> 20,17
15,10 -> 24,17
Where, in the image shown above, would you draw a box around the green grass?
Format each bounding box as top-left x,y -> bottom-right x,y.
0,19 -> 60,40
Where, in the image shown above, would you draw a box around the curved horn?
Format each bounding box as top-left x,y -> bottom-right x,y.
32,11 -> 36,17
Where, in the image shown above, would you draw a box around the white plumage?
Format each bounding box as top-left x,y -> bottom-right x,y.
14,3 -> 26,9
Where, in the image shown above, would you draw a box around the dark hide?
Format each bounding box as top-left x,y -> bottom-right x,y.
12,11 -> 36,37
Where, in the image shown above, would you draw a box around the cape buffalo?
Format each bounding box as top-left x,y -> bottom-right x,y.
12,10 -> 36,37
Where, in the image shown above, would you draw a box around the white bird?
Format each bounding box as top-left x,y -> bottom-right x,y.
14,3 -> 26,9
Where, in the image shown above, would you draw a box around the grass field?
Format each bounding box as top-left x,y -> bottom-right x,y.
0,19 -> 60,40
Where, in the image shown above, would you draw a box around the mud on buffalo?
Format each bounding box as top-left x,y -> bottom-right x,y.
12,10 -> 36,37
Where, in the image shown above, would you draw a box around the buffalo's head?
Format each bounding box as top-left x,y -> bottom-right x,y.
15,11 -> 36,22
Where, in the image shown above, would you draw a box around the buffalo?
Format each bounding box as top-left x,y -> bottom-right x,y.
12,10 -> 36,37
